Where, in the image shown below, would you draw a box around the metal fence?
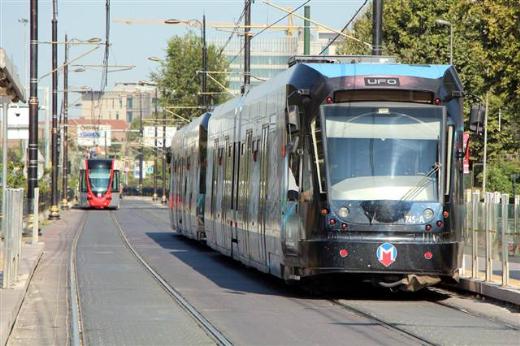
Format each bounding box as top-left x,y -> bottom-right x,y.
463,191 -> 520,287
1,188 -> 24,288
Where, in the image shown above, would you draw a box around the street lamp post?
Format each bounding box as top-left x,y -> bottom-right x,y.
161,90 -> 167,204
435,19 -> 453,65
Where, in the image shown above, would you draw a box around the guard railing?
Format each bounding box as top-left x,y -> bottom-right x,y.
463,191 -> 520,287
1,188 -> 24,288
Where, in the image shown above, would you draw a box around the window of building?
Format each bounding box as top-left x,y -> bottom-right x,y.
126,111 -> 133,123
127,96 -> 133,109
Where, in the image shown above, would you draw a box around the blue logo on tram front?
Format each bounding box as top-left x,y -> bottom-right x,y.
376,242 -> 398,267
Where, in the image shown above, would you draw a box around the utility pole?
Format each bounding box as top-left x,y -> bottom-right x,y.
153,87 -> 158,201
202,14 -> 208,110
139,92 -> 143,195
27,0 -> 39,205
49,0 -> 60,220
161,89 -> 167,204
243,0 -> 251,92
304,6 -> 310,55
372,0 -> 383,56
61,34 -> 69,208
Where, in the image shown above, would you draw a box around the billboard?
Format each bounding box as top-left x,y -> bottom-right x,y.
7,106 -> 29,140
143,126 -> 176,148
77,125 -> 112,147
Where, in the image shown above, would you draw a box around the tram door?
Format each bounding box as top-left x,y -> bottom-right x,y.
256,126 -> 269,265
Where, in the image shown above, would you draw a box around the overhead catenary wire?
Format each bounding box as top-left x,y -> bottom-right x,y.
228,0 -> 311,66
217,6 -> 247,57
319,0 -> 368,55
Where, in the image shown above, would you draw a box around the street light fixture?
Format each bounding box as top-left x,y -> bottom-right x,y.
435,19 -> 453,65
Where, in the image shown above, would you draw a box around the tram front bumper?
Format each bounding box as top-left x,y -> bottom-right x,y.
298,239 -> 460,277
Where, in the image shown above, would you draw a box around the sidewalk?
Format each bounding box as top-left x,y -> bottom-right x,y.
0,242 -> 44,346
1,206 -> 84,346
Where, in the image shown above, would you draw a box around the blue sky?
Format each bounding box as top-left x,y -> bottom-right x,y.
1,0 -> 365,116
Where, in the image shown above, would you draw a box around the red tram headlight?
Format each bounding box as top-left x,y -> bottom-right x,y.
443,210 -> 449,218
425,224 -> 432,232
424,251 -> 433,260
436,220 -> 444,228
328,218 -> 337,226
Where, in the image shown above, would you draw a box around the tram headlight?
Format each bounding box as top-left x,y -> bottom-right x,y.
423,208 -> 434,221
338,207 -> 350,218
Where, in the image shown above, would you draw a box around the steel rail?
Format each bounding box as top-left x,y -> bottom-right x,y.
330,299 -> 438,346
427,287 -> 520,331
109,211 -> 233,346
69,212 -> 89,346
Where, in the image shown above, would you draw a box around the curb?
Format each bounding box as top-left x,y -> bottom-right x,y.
456,278 -> 520,307
0,242 -> 44,346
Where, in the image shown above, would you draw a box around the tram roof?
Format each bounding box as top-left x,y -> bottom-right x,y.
305,63 -> 451,80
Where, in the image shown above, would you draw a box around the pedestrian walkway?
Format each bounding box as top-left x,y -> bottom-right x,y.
2,209 -> 83,346
0,242 -> 43,346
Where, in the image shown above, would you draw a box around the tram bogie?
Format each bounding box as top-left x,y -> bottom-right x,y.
169,57 -> 465,291
79,159 -> 121,209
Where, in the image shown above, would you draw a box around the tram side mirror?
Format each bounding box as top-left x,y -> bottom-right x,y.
166,152 -> 172,165
287,105 -> 300,132
469,104 -> 484,135
287,190 -> 299,201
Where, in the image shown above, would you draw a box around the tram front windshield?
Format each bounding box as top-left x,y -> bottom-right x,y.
322,103 -> 443,203
87,160 -> 112,193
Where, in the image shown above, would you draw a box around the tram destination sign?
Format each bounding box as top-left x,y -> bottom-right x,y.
364,77 -> 400,86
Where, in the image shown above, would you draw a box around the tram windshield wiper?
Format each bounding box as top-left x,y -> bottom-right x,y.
399,163 -> 440,201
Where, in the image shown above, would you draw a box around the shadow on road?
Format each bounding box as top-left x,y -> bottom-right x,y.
145,231 -> 451,303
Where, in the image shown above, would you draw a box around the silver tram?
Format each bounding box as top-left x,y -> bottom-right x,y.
169,56 -> 465,290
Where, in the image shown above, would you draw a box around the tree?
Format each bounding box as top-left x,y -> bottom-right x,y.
338,0 -> 520,192
152,32 -> 230,122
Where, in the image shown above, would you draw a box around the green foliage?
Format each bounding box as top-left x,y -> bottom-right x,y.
480,159 -> 520,195
152,32 -> 230,121
338,0 -> 520,190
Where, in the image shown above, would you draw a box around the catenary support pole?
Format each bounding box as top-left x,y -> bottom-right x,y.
153,87 -> 158,201
49,0 -> 60,219
61,34 -> 69,208
243,0 -> 251,92
202,14 -> 208,110
27,0 -> 39,205
304,6 -> 310,55
482,92 -> 489,195
139,92 -> 143,195
372,0 -> 383,55
161,91 -> 167,204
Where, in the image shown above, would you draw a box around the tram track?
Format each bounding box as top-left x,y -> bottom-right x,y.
329,299 -> 437,346
109,210 -> 233,346
116,200 -> 520,345
69,211 -> 89,346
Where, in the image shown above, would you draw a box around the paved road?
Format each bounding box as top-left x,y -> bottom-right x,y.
8,199 -> 520,345
75,209 -> 213,345
115,199 -> 520,345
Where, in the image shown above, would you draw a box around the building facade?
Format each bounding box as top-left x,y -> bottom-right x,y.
211,27 -> 342,95
80,82 -> 158,122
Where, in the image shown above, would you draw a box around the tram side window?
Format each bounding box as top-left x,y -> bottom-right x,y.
311,119 -> 327,193
112,170 -> 120,192
80,170 -> 87,192
445,125 -> 454,197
